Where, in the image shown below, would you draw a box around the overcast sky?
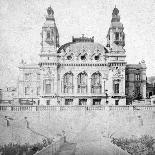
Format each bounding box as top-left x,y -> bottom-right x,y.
0,0 -> 155,88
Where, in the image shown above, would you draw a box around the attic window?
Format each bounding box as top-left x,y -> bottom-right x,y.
95,55 -> 99,60
67,55 -> 72,60
81,55 -> 86,60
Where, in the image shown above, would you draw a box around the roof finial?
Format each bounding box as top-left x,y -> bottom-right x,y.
115,4 -> 116,8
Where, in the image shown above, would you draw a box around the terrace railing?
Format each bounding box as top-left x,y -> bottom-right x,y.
0,105 -> 155,111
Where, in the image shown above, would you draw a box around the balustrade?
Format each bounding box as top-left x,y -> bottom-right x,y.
11,106 -> 33,111
0,105 -> 155,111
109,106 -> 130,110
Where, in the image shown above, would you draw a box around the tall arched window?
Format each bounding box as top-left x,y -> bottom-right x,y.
113,79 -> 120,94
47,31 -> 50,39
91,72 -> 102,94
77,72 -> 87,93
63,72 -> 73,93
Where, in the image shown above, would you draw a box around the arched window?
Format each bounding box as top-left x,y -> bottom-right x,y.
77,72 -> 87,93
94,55 -> 100,60
63,72 -> 73,93
94,53 -> 101,60
91,72 -> 102,94
80,53 -> 87,60
47,31 -> 50,39
113,79 -> 120,94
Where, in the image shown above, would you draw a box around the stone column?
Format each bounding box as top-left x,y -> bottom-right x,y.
141,69 -> 146,99
73,72 -> 77,95
40,69 -> 44,96
74,98 -> 79,106
53,67 -> 57,95
120,78 -> 124,95
87,73 -> 91,94
87,98 -> 92,106
101,98 -> 106,105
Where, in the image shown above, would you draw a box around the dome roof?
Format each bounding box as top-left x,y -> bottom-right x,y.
57,41 -> 108,63
58,42 -> 108,55
58,35 -> 108,54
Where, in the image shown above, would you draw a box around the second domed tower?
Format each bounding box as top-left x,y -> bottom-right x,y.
106,6 -> 125,49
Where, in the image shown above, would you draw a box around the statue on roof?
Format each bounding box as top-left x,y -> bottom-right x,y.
47,6 -> 54,15
112,6 -> 119,16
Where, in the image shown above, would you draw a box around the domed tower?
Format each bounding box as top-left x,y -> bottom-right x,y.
40,6 -> 59,62
106,6 -> 125,49
39,6 -> 59,105
106,7 -> 126,105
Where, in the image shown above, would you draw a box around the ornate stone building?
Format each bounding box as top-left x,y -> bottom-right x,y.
17,6 -> 146,105
125,63 -> 146,104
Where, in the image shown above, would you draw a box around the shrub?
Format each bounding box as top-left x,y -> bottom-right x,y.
0,138 -> 53,155
111,135 -> 155,155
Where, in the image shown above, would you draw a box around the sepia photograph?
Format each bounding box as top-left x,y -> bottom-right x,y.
0,0 -> 155,154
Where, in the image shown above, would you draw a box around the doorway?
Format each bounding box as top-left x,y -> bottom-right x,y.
115,100 -> 119,105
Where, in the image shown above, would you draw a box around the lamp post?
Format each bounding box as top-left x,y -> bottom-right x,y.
105,89 -> 108,104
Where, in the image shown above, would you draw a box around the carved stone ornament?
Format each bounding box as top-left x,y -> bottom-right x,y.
113,69 -> 123,77
103,73 -> 108,79
43,67 -> 54,77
